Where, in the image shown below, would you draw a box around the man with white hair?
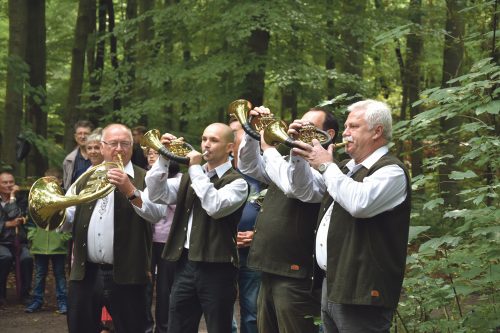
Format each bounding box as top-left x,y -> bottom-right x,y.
292,100 -> 411,332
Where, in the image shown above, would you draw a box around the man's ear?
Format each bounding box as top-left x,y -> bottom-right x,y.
373,125 -> 383,139
226,142 -> 234,154
326,129 -> 336,141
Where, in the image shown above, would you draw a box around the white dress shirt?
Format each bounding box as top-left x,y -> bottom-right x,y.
64,161 -> 167,264
145,156 -> 248,249
237,134 -> 316,199
311,146 -> 408,270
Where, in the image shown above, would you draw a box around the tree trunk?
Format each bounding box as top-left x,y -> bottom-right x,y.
63,0 -> 93,152
2,0 -> 27,174
280,88 -> 298,123
439,0 -> 465,208
136,0 -> 155,125
88,0 -> 105,126
123,0 -> 138,103
336,0 -> 366,96
406,0 -> 424,179
325,0 -> 335,99
107,0 -> 120,111
25,0 -> 48,177
242,28 -> 270,106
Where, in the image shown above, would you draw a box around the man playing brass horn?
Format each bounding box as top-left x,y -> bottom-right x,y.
64,124 -> 166,333
237,105 -> 338,333
291,100 -> 411,333
145,123 -> 248,333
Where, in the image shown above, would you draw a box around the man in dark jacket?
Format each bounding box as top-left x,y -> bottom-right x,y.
0,171 -> 32,305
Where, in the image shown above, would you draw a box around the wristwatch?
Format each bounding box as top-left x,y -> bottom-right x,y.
318,162 -> 332,174
127,189 -> 141,201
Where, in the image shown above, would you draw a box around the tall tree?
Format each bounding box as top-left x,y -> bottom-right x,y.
242,28 -> 270,106
25,0 -> 48,176
439,0 -> 466,207
87,0 -> 105,126
63,0 -> 92,152
335,0 -> 367,96
2,0 -> 27,174
406,0 -> 424,179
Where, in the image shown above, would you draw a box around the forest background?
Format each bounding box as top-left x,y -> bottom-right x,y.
0,0 -> 498,331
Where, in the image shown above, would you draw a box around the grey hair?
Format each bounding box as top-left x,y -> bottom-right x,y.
348,99 -> 392,141
86,128 -> 102,143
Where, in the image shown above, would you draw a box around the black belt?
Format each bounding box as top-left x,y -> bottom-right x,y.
87,262 -> 113,271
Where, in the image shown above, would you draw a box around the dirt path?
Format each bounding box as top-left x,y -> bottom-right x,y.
0,282 -> 67,333
0,278 -> 214,332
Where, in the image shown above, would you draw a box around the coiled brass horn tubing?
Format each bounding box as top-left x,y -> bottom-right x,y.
140,129 -> 191,165
29,156 -> 124,231
227,99 -> 262,141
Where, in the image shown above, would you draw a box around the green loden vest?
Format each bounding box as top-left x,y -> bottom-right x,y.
162,168 -> 245,266
319,154 -> 411,309
248,182 -> 321,280
70,165 -> 152,285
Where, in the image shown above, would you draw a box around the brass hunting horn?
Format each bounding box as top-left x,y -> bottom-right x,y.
29,156 -> 124,231
228,99 -> 276,141
140,129 -> 193,165
263,120 -> 335,148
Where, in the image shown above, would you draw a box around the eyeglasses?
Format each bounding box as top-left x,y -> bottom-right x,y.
101,141 -> 132,149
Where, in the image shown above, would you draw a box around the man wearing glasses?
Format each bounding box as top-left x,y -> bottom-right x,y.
64,124 -> 166,333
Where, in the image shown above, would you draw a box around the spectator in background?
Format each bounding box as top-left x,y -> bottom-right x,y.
145,147 -> 181,333
25,168 -> 72,314
86,129 -> 104,167
63,120 -> 95,191
131,125 -> 148,169
0,170 -> 33,306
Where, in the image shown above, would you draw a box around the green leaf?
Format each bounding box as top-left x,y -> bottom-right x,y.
423,198 -> 444,210
449,170 -> 478,180
408,226 -> 431,243
476,100 -> 500,115
419,235 -> 462,253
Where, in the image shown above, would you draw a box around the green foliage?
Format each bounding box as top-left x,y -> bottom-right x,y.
394,53 -> 499,332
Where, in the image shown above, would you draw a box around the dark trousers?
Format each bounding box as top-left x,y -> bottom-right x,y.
321,277 -> 394,333
168,250 -> 238,333
0,244 -> 33,299
146,242 -> 176,333
67,263 -> 148,333
257,272 -> 321,333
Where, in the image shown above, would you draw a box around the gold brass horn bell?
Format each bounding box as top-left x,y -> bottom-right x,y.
263,121 -> 334,148
29,157 -> 124,231
141,129 -> 193,165
228,99 -> 276,141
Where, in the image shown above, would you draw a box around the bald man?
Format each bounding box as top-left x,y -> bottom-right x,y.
146,123 -> 248,333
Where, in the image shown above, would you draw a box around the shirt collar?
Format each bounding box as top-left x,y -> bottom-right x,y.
124,161 -> 135,179
203,160 -> 232,178
346,145 -> 389,173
